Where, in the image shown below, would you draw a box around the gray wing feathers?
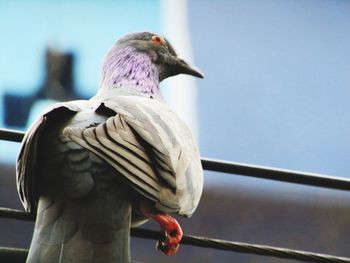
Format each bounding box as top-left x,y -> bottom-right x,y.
17,104 -> 82,213
66,124 -> 161,201
103,96 -> 203,215
63,115 -> 180,213
17,116 -> 44,213
18,95 -> 203,217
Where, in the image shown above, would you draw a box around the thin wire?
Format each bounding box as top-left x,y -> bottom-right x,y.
201,158 -> 350,191
0,128 -> 24,143
0,207 -> 349,263
0,207 -> 34,221
0,247 -> 28,262
2,128 -> 350,191
133,229 -> 350,263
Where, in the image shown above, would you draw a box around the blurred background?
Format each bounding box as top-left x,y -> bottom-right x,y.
1,0 -> 350,262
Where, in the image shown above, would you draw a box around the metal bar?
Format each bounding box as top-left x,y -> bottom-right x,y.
0,128 -> 24,143
0,247 -> 28,263
0,207 -> 34,221
201,158 -> 350,191
2,128 -> 350,191
1,214 -> 350,263
132,228 -> 350,263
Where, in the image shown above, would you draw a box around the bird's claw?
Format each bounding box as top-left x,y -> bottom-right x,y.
156,226 -> 181,255
139,203 -> 183,255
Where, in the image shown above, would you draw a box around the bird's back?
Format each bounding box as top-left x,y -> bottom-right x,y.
25,106 -> 137,262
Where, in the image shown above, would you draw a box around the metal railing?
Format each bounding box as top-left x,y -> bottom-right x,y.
1,128 -> 350,263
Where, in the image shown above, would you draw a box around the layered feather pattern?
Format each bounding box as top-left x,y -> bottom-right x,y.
65,90 -> 203,215
17,88 -> 203,217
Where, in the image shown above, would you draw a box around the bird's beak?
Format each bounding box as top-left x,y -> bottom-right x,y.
174,58 -> 204,79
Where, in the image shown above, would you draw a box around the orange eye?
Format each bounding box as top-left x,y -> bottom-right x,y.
151,35 -> 165,45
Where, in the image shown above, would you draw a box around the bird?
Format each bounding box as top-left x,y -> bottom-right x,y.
16,32 -> 204,263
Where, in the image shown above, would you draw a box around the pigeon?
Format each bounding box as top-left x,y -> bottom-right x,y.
17,32 -> 204,262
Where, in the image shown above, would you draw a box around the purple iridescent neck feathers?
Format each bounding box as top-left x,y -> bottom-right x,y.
100,46 -> 161,99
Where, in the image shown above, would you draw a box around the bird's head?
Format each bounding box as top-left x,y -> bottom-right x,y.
100,32 -> 203,94
115,32 -> 204,81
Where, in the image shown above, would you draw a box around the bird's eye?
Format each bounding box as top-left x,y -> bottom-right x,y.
151,35 -> 165,46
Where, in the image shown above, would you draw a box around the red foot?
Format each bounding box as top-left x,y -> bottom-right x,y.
139,203 -> 183,255
152,213 -> 183,255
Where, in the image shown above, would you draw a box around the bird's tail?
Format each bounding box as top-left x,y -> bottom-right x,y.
26,185 -> 132,263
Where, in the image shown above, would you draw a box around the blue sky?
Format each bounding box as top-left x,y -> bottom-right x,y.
190,0 -> 350,180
